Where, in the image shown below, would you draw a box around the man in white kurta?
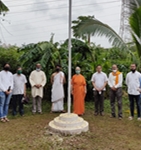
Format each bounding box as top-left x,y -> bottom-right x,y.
51,65 -> 65,112
29,64 -> 46,114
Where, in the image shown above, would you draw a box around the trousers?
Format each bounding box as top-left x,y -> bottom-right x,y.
0,91 -> 12,118
32,96 -> 42,113
93,91 -> 104,113
110,88 -> 122,117
128,94 -> 140,117
12,94 -> 24,116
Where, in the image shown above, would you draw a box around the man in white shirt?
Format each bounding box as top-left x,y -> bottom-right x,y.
91,65 -> 108,116
29,63 -> 46,114
0,63 -> 13,122
12,67 -> 27,116
126,63 -> 141,120
108,64 -> 123,119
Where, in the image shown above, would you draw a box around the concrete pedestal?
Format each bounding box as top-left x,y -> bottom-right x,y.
48,113 -> 89,135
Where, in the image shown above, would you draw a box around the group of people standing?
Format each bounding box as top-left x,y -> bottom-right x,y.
0,62 -> 141,123
91,63 -> 141,120
0,63 -> 73,123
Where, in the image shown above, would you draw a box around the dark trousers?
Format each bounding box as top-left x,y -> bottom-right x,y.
12,94 -> 24,116
110,88 -> 122,117
128,94 -> 140,117
94,91 -> 104,113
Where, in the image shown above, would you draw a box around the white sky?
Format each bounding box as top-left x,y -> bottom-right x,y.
1,0 -> 121,48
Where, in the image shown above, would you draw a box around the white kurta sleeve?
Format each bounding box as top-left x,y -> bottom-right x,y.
29,71 -> 36,87
108,73 -> 113,88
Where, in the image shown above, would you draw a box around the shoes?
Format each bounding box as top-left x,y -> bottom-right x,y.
128,116 -> 133,120
94,112 -> 98,116
32,112 -> 36,115
118,117 -> 122,120
38,112 -> 42,114
100,112 -> 104,116
1,118 -> 6,123
110,114 -> 116,118
137,117 -> 141,121
4,117 -> 9,122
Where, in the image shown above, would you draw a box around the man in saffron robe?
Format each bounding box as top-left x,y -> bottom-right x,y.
108,64 -> 123,119
71,67 -> 87,116
51,65 -> 66,112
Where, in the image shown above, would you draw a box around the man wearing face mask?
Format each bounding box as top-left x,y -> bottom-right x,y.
12,67 -> 27,116
91,65 -> 108,116
51,64 -> 66,113
126,64 -> 141,121
29,63 -> 46,114
108,64 -> 123,119
0,63 -> 13,122
71,66 -> 87,116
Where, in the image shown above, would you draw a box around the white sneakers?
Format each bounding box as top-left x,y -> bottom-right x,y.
128,116 -> 133,120
128,116 -> 141,121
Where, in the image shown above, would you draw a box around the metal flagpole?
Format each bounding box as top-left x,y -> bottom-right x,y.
67,0 -> 72,114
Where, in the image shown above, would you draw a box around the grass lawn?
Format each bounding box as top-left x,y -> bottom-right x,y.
0,99 -> 141,150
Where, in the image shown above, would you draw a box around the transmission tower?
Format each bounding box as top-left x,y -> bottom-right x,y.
119,0 -> 132,43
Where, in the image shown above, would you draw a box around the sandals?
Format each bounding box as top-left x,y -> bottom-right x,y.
4,117 -> 9,122
1,118 -> 6,123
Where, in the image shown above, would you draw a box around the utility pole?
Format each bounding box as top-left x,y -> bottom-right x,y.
119,0 -> 132,43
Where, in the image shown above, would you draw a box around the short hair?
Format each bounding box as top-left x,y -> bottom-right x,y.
17,66 -> 22,70
55,64 -> 61,68
96,65 -> 102,68
3,63 -> 9,68
131,63 -> 137,67
112,64 -> 117,68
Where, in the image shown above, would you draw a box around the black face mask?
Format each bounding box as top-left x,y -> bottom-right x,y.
131,69 -> 136,73
56,68 -> 60,72
4,66 -> 10,71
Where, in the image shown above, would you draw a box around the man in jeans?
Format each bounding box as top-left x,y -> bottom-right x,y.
12,67 -> 27,116
126,63 -> 141,121
91,65 -> 108,116
0,63 -> 13,122
108,64 -> 123,119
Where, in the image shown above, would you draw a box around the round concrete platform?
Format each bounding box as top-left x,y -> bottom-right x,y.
48,113 -> 89,135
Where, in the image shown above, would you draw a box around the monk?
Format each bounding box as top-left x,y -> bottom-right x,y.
71,67 -> 87,116
51,64 -> 66,113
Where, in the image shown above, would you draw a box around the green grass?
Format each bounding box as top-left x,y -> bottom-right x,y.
0,98 -> 141,150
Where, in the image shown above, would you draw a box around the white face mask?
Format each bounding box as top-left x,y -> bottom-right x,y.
36,68 -> 40,72
112,69 -> 117,73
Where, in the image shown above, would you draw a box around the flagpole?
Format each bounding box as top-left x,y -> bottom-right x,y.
67,0 -> 72,114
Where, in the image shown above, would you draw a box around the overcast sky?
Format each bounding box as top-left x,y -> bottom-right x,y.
1,0 -> 121,48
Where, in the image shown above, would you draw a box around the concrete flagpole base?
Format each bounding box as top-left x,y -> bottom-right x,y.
48,113 -> 89,135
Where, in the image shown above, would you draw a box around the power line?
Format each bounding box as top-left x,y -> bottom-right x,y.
7,0 -> 120,15
7,0 -> 67,7
3,18 -> 120,38
2,5 -> 120,27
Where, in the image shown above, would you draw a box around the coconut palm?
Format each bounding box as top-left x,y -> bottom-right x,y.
75,16 -> 127,50
72,16 -> 95,44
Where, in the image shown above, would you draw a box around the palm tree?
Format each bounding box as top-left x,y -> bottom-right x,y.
75,16 -> 127,50
72,16 -> 95,44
